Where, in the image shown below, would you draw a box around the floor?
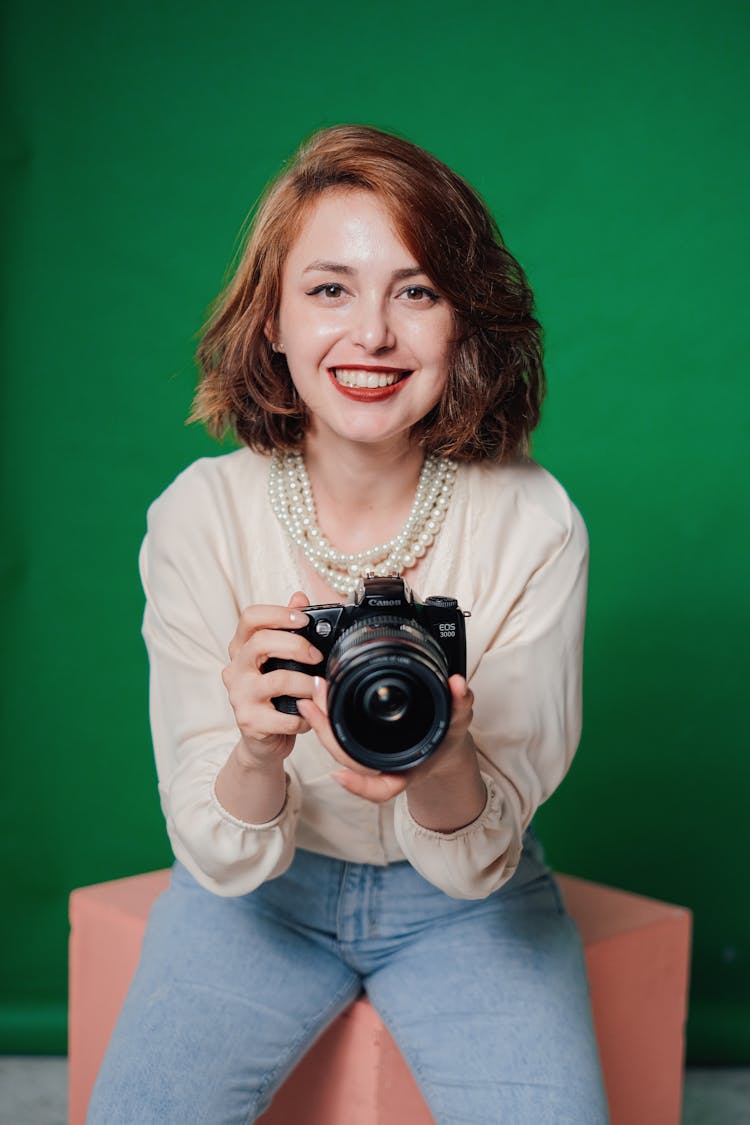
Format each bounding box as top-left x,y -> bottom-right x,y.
0,1057 -> 748,1124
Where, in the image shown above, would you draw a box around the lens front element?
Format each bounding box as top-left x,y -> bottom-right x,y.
363,679 -> 411,723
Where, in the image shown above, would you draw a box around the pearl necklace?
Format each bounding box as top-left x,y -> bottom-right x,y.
268,451 -> 457,596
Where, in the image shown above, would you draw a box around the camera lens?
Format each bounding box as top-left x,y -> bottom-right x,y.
326,616 -> 452,771
363,679 -> 410,723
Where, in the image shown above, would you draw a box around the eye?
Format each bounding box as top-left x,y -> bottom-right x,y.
400,285 -> 440,304
307,283 -> 345,299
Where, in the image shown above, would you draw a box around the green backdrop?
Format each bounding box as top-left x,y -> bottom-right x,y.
2,0 -> 747,1063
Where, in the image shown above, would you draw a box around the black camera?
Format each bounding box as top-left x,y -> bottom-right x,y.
264,576 -> 468,771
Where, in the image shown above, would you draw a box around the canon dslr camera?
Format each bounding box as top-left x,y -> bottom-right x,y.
264,575 -> 468,771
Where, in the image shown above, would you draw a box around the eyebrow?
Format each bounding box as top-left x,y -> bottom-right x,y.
302,260 -> 428,280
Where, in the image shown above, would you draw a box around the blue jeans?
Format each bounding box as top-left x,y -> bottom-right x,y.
88,829 -> 609,1124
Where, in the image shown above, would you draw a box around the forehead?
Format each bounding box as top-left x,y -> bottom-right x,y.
286,189 -> 417,269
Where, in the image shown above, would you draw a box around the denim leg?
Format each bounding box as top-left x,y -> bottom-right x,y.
363,854 -> 610,1125
87,860 -> 361,1125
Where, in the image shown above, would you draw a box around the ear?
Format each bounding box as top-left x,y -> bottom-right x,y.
265,318 -> 285,355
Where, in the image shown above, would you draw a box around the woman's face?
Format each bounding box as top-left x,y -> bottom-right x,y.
274,189 -> 454,452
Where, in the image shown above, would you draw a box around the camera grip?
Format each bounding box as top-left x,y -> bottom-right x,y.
261,656 -> 315,716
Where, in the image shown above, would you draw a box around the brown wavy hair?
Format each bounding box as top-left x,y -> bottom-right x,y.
191,124 -> 545,462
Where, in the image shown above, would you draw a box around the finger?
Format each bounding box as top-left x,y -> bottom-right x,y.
448,674 -> 474,715
296,698 -> 380,775
233,703 -> 312,740
448,674 -> 471,700
312,675 -> 328,716
331,769 -> 409,804
223,664 -> 317,723
287,591 -> 312,610
296,696 -> 335,749
251,668 -> 320,704
229,604 -> 310,659
234,628 -> 323,671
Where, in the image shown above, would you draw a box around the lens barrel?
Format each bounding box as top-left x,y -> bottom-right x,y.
326,616 -> 452,771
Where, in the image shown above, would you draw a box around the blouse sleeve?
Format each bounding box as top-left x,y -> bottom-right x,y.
139,469 -> 302,897
393,490 -> 589,899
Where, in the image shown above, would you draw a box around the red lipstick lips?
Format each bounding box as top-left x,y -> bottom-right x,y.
327,366 -> 412,402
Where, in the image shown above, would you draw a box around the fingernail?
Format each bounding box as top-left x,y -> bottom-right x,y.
290,611 -> 306,624
308,646 -> 322,661
313,676 -> 322,692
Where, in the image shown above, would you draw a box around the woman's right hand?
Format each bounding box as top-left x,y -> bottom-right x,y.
221,591 -> 321,769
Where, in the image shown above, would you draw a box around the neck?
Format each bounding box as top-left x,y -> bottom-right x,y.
303,431 -> 425,524
268,437 -> 456,596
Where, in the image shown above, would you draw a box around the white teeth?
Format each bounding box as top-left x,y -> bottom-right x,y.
332,368 -> 405,388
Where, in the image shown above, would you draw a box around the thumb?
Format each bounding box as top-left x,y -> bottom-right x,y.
287,590 -> 311,610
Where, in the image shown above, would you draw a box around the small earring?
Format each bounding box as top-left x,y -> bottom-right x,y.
271,342 -> 284,353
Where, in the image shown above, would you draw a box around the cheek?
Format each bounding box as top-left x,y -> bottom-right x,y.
408,311 -> 453,363
286,310 -> 341,356
422,339 -> 452,387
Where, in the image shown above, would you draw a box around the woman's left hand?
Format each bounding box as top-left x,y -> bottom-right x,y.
296,674 -> 476,804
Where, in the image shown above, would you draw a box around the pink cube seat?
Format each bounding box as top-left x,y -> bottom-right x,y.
68,869 -> 691,1125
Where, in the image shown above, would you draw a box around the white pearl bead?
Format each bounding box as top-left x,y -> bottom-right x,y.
269,451 -> 456,587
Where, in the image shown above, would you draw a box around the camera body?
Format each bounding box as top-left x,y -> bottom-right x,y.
264,575 -> 468,771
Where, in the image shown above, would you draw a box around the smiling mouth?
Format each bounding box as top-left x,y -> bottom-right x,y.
331,367 -> 412,389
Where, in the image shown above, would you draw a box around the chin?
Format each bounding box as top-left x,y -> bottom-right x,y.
314,412 -> 410,449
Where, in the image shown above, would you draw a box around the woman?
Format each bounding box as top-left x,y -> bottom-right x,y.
89,125 -> 609,1123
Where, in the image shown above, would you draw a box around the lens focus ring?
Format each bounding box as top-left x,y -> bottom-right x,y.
327,615 -> 448,679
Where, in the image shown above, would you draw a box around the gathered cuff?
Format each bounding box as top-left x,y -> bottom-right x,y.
394,771 -> 499,840
393,771 -> 519,900
210,769 -> 294,830
166,760 -> 302,895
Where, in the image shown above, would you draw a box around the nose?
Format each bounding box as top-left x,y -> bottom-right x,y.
350,295 -> 395,353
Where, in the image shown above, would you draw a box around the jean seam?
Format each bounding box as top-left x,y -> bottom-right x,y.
246,969 -> 360,1125
545,871 -> 567,917
365,995 -> 451,1125
335,862 -> 351,938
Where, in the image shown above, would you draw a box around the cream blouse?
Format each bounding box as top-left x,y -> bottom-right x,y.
139,448 -> 588,901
